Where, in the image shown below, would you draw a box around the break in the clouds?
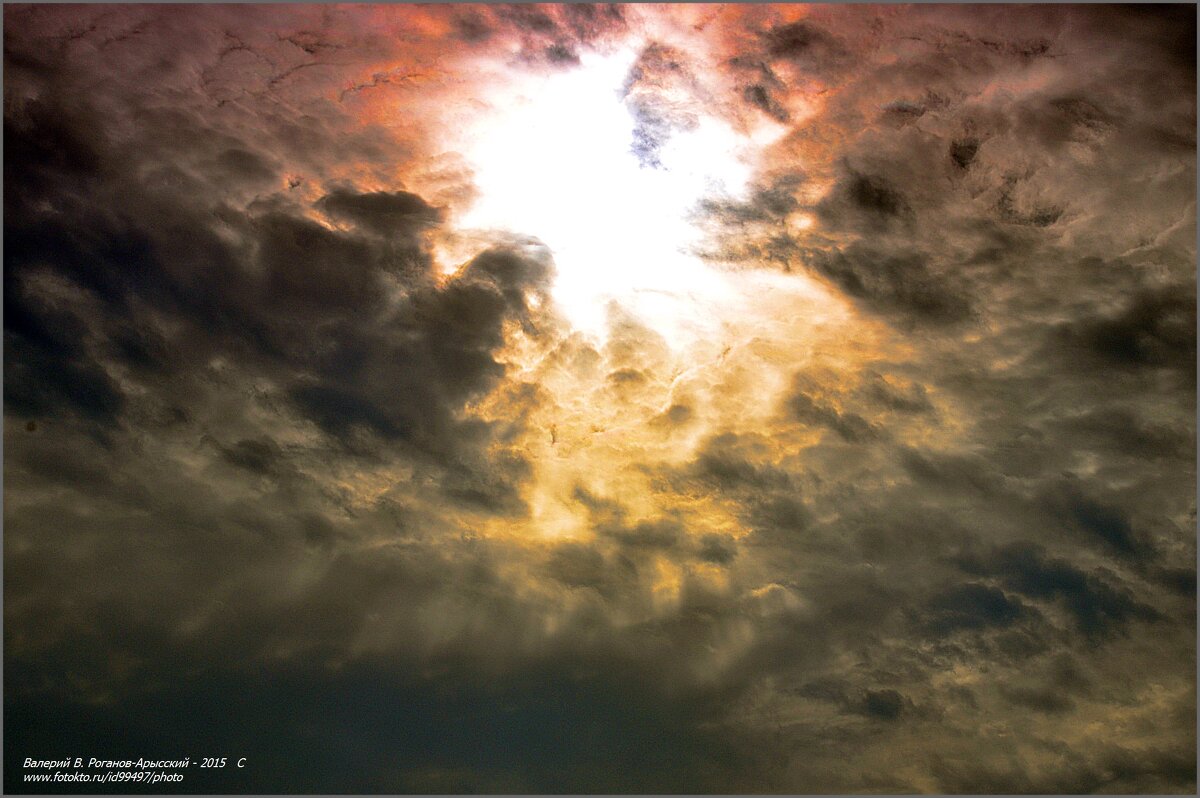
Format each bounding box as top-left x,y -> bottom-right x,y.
3,4 -> 1195,794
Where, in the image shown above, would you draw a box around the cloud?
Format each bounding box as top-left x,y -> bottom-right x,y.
3,4 -> 1194,794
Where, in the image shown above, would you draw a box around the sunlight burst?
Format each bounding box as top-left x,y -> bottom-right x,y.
455,46 -> 779,344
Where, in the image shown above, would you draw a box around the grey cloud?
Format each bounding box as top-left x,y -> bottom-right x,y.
954,542 -> 1164,639
3,17 -> 557,516
919,582 -> 1031,636
1054,285 -> 1197,379
760,19 -> 851,75
4,4 -> 1194,794
800,245 -> 975,326
485,4 -> 626,67
819,168 -> 912,227
787,385 -> 879,443
213,435 -> 287,478
622,42 -> 702,169
317,188 -> 441,238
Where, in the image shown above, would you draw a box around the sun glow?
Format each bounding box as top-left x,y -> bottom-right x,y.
451,46 -> 782,344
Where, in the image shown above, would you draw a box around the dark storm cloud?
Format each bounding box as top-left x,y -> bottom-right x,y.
1037,479 -> 1150,560
793,678 -> 914,721
683,432 -> 793,493
5,44 -> 558,498
949,136 -> 980,170
723,15 -> 854,124
7,633 -> 782,794
3,297 -> 126,431
1053,284 -> 1197,379
713,21 -> 1197,748
705,6 -> 1195,334
691,34 -> 1194,783
451,10 -> 493,44
762,19 -> 847,68
787,382 -> 879,443
1048,405 -> 1190,462
819,168 -> 912,226
742,80 -> 790,124
4,4 -> 1195,795
317,189 -> 441,237
272,241 -> 550,465
918,582 -> 1031,636
800,244 -> 975,325
860,370 -> 933,415
212,435 -> 287,478
727,56 -> 792,123
954,542 -> 1163,639
1,8 -> 729,791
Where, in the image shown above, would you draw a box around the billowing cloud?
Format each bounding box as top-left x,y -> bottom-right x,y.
4,4 -> 1195,794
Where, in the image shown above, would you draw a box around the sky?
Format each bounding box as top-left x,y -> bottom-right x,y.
3,3 -> 1196,793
